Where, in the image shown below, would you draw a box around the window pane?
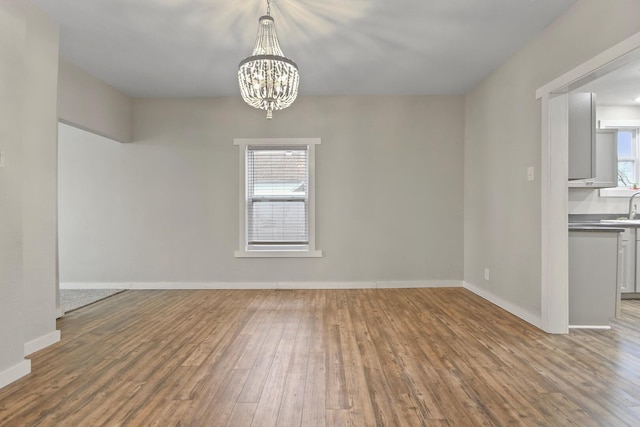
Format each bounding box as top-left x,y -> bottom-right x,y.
618,160 -> 636,186
248,200 -> 308,243
247,147 -> 309,244
618,131 -> 634,158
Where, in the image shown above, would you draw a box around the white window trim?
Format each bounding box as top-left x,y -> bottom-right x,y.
599,123 -> 640,197
233,138 -> 322,258
599,187 -> 640,197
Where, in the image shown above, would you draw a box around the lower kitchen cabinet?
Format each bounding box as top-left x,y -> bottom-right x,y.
635,234 -> 640,294
569,230 -> 620,327
620,228 -> 636,293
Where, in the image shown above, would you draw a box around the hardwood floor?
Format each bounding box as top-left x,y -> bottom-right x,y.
1,288 -> 640,426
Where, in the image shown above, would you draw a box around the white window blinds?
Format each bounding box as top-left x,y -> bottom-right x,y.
246,145 -> 309,245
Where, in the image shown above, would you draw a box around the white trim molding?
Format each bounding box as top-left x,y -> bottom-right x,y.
599,120 -> 640,129
60,280 -> 464,290
0,360 -> 31,389
599,187 -> 640,198
233,250 -> 323,258
24,330 -> 61,356
463,281 -> 542,329
234,137 -> 322,258
568,325 -> 612,330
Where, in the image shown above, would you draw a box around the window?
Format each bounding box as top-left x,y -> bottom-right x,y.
599,122 -> 640,197
234,138 -> 322,257
617,129 -> 639,187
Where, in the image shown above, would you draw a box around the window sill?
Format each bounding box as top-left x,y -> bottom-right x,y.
234,249 -> 323,258
599,187 -> 640,198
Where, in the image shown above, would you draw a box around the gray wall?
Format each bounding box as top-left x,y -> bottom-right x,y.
464,0 -> 640,320
58,59 -> 133,143
0,1 -> 59,386
59,95 -> 465,285
21,0 -> 60,354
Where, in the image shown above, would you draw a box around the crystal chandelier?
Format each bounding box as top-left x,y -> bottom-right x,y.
238,0 -> 299,119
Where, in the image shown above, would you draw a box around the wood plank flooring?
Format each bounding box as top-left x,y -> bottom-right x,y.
1,288 -> 640,426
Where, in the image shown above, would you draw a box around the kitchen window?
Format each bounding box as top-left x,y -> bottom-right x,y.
234,138 -> 322,257
617,128 -> 639,187
599,122 -> 640,197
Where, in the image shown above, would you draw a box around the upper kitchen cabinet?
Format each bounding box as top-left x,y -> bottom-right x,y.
568,129 -> 618,188
568,92 -> 596,180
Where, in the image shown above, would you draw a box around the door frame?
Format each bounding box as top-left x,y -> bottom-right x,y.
537,32 -> 640,333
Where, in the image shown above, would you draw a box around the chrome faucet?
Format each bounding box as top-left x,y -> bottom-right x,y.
629,191 -> 640,219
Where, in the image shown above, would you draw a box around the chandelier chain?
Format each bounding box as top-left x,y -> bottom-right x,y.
266,0 -> 271,16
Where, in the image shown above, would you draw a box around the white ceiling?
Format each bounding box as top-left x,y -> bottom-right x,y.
32,0 -> 578,98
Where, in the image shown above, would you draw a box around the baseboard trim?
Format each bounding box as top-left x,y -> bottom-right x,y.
569,325 -> 612,330
463,281 -> 542,329
24,330 -> 61,356
60,280 -> 464,290
0,359 -> 31,389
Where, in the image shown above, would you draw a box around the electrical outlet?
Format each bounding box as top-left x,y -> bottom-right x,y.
484,268 -> 490,281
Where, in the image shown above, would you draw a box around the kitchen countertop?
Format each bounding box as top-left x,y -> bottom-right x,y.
569,225 -> 625,232
569,213 -> 639,232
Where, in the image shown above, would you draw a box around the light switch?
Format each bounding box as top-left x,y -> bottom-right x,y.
0,149 -> 4,168
527,166 -> 535,181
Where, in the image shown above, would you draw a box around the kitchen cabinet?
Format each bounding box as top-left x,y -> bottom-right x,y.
568,129 -> 618,188
568,92 -> 596,180
569,230 -> 620,327
634,231 -> 640,294
620,228 -> 635,293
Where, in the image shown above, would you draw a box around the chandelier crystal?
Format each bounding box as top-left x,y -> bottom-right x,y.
238,0 -> 299,119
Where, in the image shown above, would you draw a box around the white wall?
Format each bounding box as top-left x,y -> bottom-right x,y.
0,1 -> 28,386
58,59 -> 133,143
465,0 -> 640,323
22,0 -> 60,356
598,105 -> 640,122
568,189 -> 629,214
59,95 -> 465,286
0,1 -> 59,388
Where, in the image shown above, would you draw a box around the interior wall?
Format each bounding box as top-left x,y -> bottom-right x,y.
21,0 -> 60,354
58,59 -> 133,143
464,0 -> 640,323
58,95 -> 465,286
598,105 -> 640,122
0,1 -> 59,388
0,1 -> 28,382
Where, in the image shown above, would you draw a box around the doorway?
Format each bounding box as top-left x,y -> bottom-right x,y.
538,32 -> 640,333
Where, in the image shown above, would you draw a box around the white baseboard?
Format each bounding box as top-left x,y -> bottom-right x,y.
380,280 -> 463,289
569,325 -> 611,330
0,359 -> 31,389
463,281 -> 542,329
60,280 -> 464,290
61,282 -> 133,289
24,330 -> 61,356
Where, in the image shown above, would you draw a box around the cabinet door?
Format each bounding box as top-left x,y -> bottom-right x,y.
594,129 -> 618,188
568,129 -> 617,188
568,93 -> 596,180
636,235 -> 640,293
621,230 -> 635,292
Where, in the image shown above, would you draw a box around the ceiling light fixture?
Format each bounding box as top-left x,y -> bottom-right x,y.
635,96 -> 640,102
238,0 -> 299,119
